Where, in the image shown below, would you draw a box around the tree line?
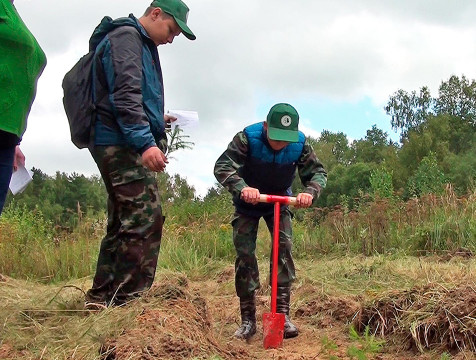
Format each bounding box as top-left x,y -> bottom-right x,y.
297,74 -> 475,208
4,75 -> 475,227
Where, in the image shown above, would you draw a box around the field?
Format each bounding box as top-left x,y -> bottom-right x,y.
1,255 -> 475,360
1,189 -> 475,359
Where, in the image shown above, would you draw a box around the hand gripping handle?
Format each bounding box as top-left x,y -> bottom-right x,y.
258,194 -> 297,205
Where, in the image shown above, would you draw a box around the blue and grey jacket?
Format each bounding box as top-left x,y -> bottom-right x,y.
214,122 -> 327,217
242,122 -> 305,193
90,15 -> 166,153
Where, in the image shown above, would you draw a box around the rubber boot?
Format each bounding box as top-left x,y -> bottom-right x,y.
277,286 -> 299,339
234,293 -> 257,339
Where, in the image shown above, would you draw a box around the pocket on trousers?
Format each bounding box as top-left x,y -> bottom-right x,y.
110,166 -> 146,187
110,166 -> 148,201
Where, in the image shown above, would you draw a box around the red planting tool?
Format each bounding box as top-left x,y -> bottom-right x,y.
258,194 -> 297,349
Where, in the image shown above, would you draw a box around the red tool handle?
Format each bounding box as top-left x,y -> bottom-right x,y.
258,194 -> 297,206
271,201 -> 280,314
257,194 -> 295,314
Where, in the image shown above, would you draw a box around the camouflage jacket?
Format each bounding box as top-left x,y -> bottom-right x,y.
214,125 -> 327,208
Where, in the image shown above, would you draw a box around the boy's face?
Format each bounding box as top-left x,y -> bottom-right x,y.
268,138 -> 289,151
264,122 -> 290,151
147,8 -> 182,46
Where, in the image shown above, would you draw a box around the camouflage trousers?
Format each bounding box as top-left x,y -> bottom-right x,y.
86,146 -> 164,305
232,208 -> 296,298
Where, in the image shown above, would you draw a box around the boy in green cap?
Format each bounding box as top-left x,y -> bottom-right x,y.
214,103 -> 327,339
84,0 -> 195,309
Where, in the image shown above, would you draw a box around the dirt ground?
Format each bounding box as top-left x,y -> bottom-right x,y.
1,265 -> 474,360
99,268 -> 476,360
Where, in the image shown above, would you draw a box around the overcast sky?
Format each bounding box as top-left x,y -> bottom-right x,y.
13,0 -> 476,197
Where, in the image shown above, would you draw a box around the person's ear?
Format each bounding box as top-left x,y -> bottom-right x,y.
151,7 -> 163,20
263,121 -> 268,131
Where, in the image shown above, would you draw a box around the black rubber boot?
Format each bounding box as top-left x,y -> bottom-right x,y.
234,293 -> 257,340
277,286 -> 299,339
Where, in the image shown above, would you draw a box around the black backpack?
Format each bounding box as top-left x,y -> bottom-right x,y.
62,16 -> 137,149
62,51 -> 96,149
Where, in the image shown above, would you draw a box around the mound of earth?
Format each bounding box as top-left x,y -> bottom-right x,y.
355,284 -> 476,353
100,280 -> 250,360
97,276 -> 476,359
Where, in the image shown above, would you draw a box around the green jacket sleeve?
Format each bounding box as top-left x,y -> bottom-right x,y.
297,139 -> 327,199
0,0 -> 46,137
213,132 -> 249,198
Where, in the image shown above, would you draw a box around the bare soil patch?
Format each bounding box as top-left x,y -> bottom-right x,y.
99,276 -> 476,359
0,343 -> 31,359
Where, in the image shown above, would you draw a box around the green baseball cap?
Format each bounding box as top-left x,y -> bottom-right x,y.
266,103 -> 299,142
151,0 -> 196,40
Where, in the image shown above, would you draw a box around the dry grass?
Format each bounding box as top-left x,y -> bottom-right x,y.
355,284 -> 476,353
1,256 -> 476,359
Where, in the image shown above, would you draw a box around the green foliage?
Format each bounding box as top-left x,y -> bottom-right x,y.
347,325 -> 384,360
1,182 -> 475,282
0,203 -> 53,246
351,125 -> 390,164
156,171 -> 175,202
165,126 -> 194,156
385,75 -> 475,197
156,172 -> 197,203
443,146 -> 476,194
1,73 -> 475,282
398,114 -> 451,174
370,168 -> 394,199
435,75 -> 476,126
4,169 -> 106,229
321,335 -> 339,351
319,335 -> 340,359
385,86 -> 433,138
407,152 -> 446,197
386,75 -> 476,138
313,131 -> 352,171
170,173 -> 196,202
410,195 -> 476,252
0,205 -> 98,281
158,191 -> 236,275
203,182 -> 228,201
319,162 -> 373,208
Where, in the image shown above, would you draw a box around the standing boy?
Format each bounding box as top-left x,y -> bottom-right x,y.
214,103 -> 327,339
84,0 -> 195,308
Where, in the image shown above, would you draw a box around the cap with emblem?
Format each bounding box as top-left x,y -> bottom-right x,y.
266,103 -> 299,142
150,0 -> 196,40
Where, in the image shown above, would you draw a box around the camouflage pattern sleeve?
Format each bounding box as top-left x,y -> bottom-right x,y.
297,138 -> 327,199
214,131 -> 249,198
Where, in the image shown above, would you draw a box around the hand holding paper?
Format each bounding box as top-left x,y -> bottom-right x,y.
9,164 -> 33,195
167,110 -> 199,130
13,146 -> 25,172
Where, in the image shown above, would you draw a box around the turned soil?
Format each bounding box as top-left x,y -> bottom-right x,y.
98,268 -> 475,360
1,263 -> 475,360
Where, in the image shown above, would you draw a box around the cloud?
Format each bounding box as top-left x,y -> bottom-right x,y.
14,0 -> 476,196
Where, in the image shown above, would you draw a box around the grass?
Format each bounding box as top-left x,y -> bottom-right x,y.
347,325 -> 385,359
1,256 -> 475,359
295,255 -> 476,296
1,188 -> 474,283
0,188 -> 474,358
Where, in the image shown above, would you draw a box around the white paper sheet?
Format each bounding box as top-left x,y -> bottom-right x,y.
168,110 -> 199,130
9,164 -> 33,195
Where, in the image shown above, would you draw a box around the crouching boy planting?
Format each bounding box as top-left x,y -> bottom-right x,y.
214,103 -> 327,340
